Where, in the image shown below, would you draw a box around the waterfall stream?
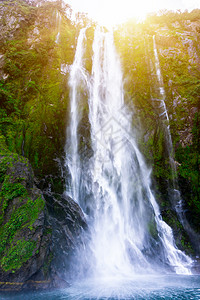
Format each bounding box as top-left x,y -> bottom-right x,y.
66,27 -> 192,280
153,35 -> 200,255
65,28 -> 88,203
152,35 -> 176,177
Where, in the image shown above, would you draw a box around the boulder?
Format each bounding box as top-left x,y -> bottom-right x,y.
0,153 -> 51,291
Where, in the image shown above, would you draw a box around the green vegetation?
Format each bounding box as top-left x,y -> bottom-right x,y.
176,111 -> 200,225
0,193 -> 44,253
1,239 -> 36,272
0,193 -> 44,272
0,149 -> 45,271
0,0 -> 77,177
0,0 -> 200,265
115,10 -> 200,237
0,0 -> 92,275
0,175 -> 27,213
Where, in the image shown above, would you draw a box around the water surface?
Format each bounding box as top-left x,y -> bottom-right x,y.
1,275 -> 200,300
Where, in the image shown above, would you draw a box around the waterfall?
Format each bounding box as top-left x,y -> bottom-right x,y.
152,35 -> 175,174
153,35 -> 200,254
66,27 -> 192,279
65,28 -> 88,203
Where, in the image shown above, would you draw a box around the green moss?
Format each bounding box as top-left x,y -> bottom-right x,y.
0,196 -> 44,255
0,178 -> 28,216
1,239 -> 36,272
0,162 -> 45,270
0,149 -> 44,270
0,154 -> 28,184
0,159 -> 9,184
0,0 -> 77,177
0,134 -> 8,154
1,175 -> 27,199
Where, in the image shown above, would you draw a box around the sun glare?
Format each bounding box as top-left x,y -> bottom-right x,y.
67,0 -> 155,27
92,0 -> 154,27
66,0 -> 200,27
104,1 -> 151,26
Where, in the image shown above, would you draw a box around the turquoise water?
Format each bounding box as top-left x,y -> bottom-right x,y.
1,275 -> 200,299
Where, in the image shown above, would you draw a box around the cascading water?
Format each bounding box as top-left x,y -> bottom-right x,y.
153,35 -> 200,254
153,36 -> 169,122
66,27 -> 192,282
65,28 -> 88,203
152,35 -> 176,176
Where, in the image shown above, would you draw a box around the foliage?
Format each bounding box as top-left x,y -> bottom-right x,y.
114,10 -> 200,243
0,175 -> 28,214
175,112 -> 200,223
150,13 -> 200,229
0,0 -> 77,177
0,151 -> 45,272
1,239 -> 36,272
0,194 -> 44,256
146,9 -> 200,25
0,0 -> 81,273
0,0 -> 200,257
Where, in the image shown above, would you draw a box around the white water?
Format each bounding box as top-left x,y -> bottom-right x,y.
65,28 -> 88,203
153,36 -> 200,255
66,27 -> 192,280
152,35 -> 170,125
152,35 -> 178,186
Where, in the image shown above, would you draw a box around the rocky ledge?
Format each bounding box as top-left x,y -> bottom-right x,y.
0,151 -> 87,292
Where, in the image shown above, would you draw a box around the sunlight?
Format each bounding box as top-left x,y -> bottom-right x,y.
67,0 -> 155,27
91,0 -> 154,27
66,0 -> 200,27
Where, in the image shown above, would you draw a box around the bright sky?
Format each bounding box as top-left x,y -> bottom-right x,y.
66,0 -> 200,27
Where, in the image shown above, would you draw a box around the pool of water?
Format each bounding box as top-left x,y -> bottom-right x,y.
1,275 -> 200,300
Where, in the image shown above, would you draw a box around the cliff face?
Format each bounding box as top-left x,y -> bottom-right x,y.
0,146 -> 51,290
152,19 -> 200,256
0,0 -> 87,290
115,12 -> 200,255
0,145 -> 87,290
149,18 -> 200,234
155,19 -> 200,148
0,0 -> 200,289
0,0 -> 76,180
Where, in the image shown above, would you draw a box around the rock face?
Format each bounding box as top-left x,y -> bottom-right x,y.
0,0 -> 35,44
0,153 -> 51,290
44,192 -> 87,285
152,20 -> 200,236
115,14 -> 200,257
0,0 -> 200,290
0,151 -> 88,291
0,0 -> 75,179
0,0 -> 87,290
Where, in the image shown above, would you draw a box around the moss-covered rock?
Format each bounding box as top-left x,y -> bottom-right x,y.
0,0 -> 77,180
0,151 -> 51,290
115,12 -> 200,256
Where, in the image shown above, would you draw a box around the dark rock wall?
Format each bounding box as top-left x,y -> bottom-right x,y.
0,152 -> 51,290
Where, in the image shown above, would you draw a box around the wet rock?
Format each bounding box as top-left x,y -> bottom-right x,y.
0,151 -> 88,291
0,154 -> 51,291
44,191 -> 87,282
